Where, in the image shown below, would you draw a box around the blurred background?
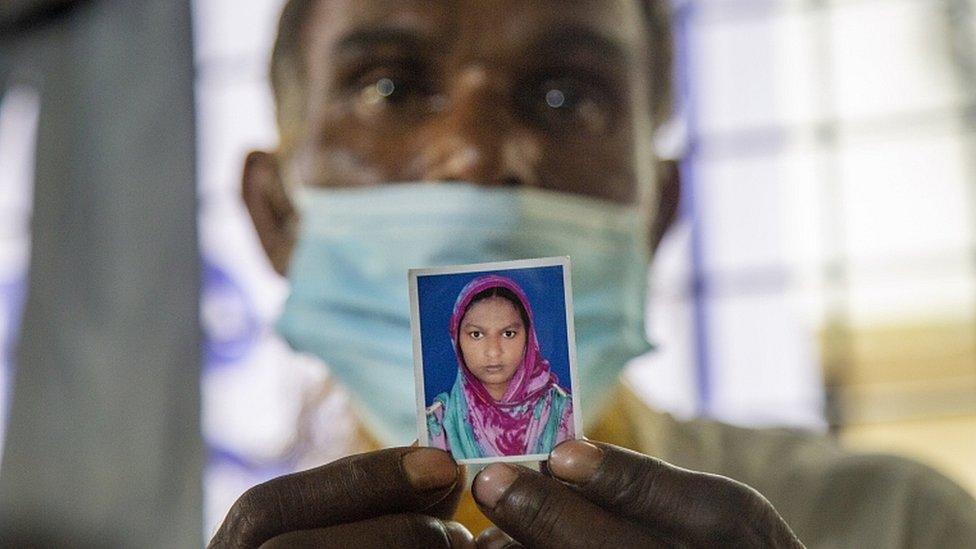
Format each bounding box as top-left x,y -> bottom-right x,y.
1,0 -> 974,543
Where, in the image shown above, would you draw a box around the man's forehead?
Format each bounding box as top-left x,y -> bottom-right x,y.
307,0 -> 649,63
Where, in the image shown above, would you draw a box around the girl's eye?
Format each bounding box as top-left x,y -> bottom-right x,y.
469,331 -> 483,340
503,330 -> 517,338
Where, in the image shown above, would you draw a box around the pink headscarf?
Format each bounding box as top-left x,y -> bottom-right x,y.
449,275 -> 564,456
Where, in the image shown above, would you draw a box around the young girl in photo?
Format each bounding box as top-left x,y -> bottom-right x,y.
426,275 -> 574,458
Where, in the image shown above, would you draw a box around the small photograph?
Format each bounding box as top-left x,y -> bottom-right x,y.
409,257 -> 581,463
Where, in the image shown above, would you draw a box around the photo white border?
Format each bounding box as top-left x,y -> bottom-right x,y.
409,256 -> 581,464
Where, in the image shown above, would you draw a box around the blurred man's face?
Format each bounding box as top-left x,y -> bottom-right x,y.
285,0 -> 658,205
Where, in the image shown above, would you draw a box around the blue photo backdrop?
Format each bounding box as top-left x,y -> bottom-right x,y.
418,265 -> 571,407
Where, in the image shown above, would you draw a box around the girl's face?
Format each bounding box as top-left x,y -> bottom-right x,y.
458,296 -> 527,401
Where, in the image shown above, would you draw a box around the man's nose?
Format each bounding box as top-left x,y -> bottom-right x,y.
417,65 -> 540,187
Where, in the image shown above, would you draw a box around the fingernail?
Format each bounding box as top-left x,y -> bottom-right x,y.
403,448 -> 458,490
443,520 -> 475,549
473,463 -> 519,509
548,440 -> 603,484
475,526 -> 519,549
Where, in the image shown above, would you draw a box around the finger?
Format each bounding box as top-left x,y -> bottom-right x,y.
475,526 -> 524,549
210,447 -> 462,548
548,440 -> 801,547
258,514 -> 474,549
443,520 -> 477,548
473,463 -> 666,549
405,437 -> 465,517
427,464 -> 467,518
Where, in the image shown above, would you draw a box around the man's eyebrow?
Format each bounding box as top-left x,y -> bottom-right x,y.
334,27 -> 430,55
529,27 -> 629,65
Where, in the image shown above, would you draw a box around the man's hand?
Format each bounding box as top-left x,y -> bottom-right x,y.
473,441 -> 804,548
208,447 -> 474,548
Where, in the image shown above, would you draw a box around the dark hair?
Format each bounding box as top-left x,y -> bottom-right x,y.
462,286 -> 530,334
269,0 -> 673,137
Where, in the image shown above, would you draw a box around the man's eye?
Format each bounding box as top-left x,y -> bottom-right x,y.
355,69 -> 433,107
360,76 -> 409,102
521,76 -> 617,135
544,87 -> 571,109
374,77 -> 397,98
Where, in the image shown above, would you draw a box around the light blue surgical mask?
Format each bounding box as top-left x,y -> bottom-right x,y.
276,182 -> 653,446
